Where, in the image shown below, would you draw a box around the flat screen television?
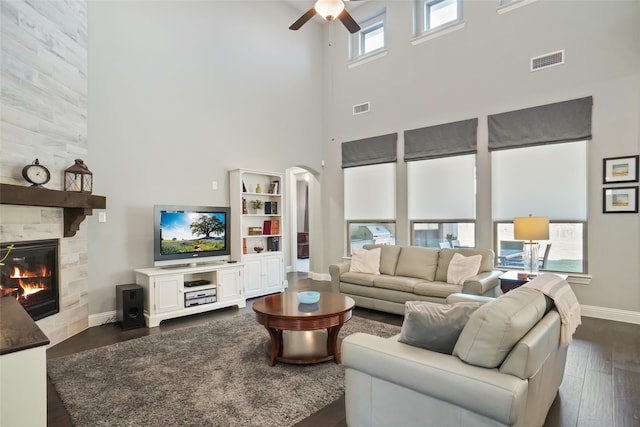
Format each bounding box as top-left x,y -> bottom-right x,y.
153,205 -> 230,267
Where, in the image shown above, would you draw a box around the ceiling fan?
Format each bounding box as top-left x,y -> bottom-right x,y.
289,0 -> 361,34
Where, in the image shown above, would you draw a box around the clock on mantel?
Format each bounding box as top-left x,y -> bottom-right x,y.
0,183 -> 106,237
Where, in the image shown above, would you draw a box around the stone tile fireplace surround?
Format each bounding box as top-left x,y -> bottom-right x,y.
1,205 -> 89,346
1,0 -> 90,346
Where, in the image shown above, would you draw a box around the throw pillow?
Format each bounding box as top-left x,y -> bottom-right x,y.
349,247 -> 381,275
398,301 -> 482,354
447,253 -> 482,285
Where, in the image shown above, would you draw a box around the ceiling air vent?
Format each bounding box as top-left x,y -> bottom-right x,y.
531,50 -> 564,72
353,102 -> 370,115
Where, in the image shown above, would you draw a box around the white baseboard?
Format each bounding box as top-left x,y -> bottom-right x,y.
89,310 -> 117,327
308,271 -> 331,282
581,305 -> 640,324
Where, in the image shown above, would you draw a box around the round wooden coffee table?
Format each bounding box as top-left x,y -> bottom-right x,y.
252,292 -> 355,367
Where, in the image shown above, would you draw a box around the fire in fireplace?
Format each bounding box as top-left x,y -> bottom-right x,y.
0,239 -> 59,320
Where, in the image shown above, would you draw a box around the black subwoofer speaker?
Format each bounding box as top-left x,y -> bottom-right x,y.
116,284 -> 145,329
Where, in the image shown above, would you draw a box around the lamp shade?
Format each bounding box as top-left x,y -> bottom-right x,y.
513,215 -> 549,241
314,0 -> 344,20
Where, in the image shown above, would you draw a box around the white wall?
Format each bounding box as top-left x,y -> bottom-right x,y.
87,1 -> 325,315
320,1 -> 640,313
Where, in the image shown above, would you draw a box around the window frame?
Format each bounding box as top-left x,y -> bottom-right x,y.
423,0 -> 463,32
349,8 -> 387,63
347,220 -> 397,256
493,220 -> 588,274
411,220 -> 476,249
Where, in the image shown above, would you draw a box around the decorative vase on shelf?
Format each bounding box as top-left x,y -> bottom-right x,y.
255,183 -> 262,193
255,208 -> 264,215
253,241 -> 264,253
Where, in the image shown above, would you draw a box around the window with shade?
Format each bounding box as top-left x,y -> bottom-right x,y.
405,118 -> 478,249
342,133 -> 397,256
489,97 -> 592,274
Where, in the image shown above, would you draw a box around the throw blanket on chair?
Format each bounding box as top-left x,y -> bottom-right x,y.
524,274 -> 581,345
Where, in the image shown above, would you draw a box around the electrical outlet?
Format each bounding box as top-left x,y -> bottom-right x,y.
98,212 -> 107,223
212,181 -> 218,190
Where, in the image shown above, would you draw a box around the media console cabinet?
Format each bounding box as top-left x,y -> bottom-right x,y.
135,262 -> 246,327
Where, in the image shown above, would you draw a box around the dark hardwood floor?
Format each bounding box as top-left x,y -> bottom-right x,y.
47,273 -> 640,427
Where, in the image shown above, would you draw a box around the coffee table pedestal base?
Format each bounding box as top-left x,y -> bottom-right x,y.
263,328 -> 344,366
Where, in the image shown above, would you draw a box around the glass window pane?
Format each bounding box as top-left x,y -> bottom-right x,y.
495,222 -> 585,273
428,0 -> 458,29
412,221 -> 475,248
348,221 -> 397,255
363,25 -> 384,54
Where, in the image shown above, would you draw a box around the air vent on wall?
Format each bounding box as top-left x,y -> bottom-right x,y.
353,102 -> 370,115
531,50 -> 564,72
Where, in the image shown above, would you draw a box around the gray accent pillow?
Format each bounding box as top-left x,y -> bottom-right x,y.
398,301 -> 482,355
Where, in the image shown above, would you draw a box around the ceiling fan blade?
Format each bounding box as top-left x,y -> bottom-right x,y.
337,9 -> 361,34
289,8 -> 317,31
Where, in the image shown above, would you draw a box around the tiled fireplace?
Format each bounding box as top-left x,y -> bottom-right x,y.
1,0 -> 89,346
0,205 -> 90,346
0,239 -> 59,321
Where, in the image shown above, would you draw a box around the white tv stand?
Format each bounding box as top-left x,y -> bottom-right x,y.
134,262 -> 246,327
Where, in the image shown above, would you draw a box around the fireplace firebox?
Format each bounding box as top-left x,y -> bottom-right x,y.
0,239 -> 59,320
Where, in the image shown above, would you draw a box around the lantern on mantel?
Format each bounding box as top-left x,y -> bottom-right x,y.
64,159 -> 93,193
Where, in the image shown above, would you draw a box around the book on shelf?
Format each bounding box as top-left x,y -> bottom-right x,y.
248,227 -> 262,235
270,201 -> 278,215
267,236 -> 280,252
243,238 -> 247,255
263,219 -> 279,235
264,201 -> 271,215
242,197 -> 247,214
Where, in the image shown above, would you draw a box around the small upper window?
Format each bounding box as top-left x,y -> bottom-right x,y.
425,0 -> 461,30
350,9 -> 386,63
361,21 -> 384,55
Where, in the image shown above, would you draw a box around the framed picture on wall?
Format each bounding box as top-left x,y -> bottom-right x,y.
602,186 -> 638,213
603,155 -> 639,183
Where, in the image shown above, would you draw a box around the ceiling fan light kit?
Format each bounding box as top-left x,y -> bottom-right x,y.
315,0 -> 344,20
289,0 -> 361,34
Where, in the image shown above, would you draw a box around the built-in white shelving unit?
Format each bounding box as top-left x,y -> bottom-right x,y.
229,169 -> 285,298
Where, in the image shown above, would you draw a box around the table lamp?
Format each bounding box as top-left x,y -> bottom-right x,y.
513,214 -> 549,277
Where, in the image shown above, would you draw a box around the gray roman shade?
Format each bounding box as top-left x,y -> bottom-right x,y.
342,133 -> 397,168
404,118 -> 478,162
488,96 -> 593,151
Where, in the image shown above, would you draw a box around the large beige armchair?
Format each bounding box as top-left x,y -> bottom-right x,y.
342,283 -> 572,427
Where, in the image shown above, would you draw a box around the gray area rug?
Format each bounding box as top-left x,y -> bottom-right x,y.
48,312 -> 400,427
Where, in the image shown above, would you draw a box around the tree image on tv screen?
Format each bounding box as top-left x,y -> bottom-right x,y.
190,215 -> 224,238
160,213 -> 226,254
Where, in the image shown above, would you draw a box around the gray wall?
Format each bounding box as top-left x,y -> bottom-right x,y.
320,1 -> 640,313
87,1 -> 325,314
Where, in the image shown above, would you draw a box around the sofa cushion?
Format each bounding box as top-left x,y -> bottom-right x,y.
340,272 -> 376,287
414,281 -> 462,298
435,248 -> 494,282
394,246 -> 439,281
349,247 -> 381,275
363,244 -> 401,275
399,301 -> 482,354
453,287 -> 548,368
446,253 -> 482,285
372,275 -> 425,293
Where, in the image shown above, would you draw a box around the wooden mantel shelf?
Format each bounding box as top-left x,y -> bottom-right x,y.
0,183 -> 106,237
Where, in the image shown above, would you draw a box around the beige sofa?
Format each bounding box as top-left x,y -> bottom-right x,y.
342,284 -> 570,427
329,245 -> 502,315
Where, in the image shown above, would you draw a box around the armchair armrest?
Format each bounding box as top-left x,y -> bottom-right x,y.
462,270 -> 503,295
329,262 -> 350,292
342,333 -> 526,426
446,293 -> 494,304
